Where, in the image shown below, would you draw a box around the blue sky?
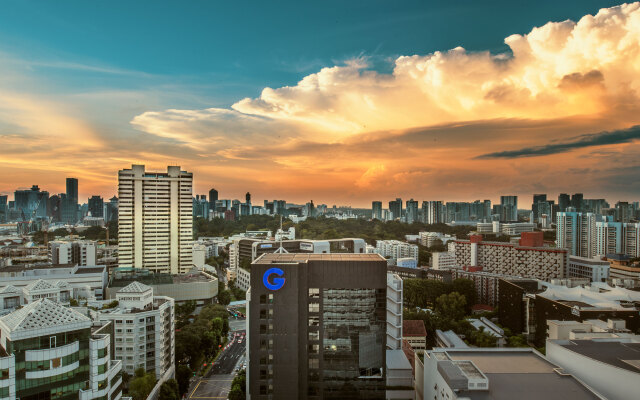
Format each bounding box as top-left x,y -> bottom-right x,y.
1,0 -> 639,205
0,0 -> 622,107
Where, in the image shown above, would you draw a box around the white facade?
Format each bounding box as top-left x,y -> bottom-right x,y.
547,319 -> 638,340
567,255 -> 610,282
376,240 -> 419,266
386,273 -> 403,350
419,232 -> 456,247
118,165 -> 193,274
431,252 -> 457,270
476,222 -> 535,236
96,282 -> 175,378
49,240 -> 96,266
596,221 -> 640,257
192,243 -> 207,269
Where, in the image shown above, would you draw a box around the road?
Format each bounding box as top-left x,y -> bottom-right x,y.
188,327 -> 246,400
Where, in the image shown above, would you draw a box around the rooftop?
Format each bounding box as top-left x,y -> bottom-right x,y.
254,253 -> 385,264
441,349 -> 602,400
117,281 -> 152,294
403,320 -> 427,337
557,340 -> 640,374
0,298 -> 90,332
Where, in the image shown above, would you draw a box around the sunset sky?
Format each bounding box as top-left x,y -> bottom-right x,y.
1,0 -> 639,206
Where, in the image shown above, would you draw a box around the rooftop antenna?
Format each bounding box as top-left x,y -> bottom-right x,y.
274,214 -> 288,254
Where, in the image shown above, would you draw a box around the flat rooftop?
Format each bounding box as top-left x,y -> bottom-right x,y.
442,350 -> 601,399
254,253 -> 385,263
558,340 -> 640,373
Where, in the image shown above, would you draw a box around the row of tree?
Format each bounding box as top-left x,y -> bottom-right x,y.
403,278 -> 477,312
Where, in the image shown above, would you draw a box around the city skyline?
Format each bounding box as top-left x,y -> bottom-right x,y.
1,1 -> 640,205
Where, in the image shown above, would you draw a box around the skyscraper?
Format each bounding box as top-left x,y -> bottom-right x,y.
558,193 -> 570,212
556,212 -> 596,257
209,188 -> 219,204
0,194 -> 6,223
61,178 -> 79,224
14,185 -> 49,219
247,253 -> 387,399
405,199 -> 418,223
389,198 -> 402,221
117,165 -> 193,274
372,201 -> 382,220
88,195 -> 104,218
571,193 -> 584,212
500,195 -> 518,222
532,194 -> 547,221
246,192 -> 252,204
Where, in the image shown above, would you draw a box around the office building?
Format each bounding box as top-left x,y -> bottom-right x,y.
375,240 -> 418,266
475,221 -> 535,236
596,221 -> 640,257
556,211 -> 596,257
445,202 -> 471,223
453,233 -> 568,281
417,348 -> 601,400
531,194 -> 546,221
87,196 -> 104,218
557,193 -> 570,212
499,195 -> 517,222
566,255 -> 609,282
247,253 -> 387,399
96,281 -> 174,377
14,185 -> 49,220
371,201 -> 382,220
547,339 -> 640,400
571,193 -> 584,212
405,199 -> 418,224
0,298 -> 123,400
60,178 -> 79,224
208,188 -> 218,207
234,238 -> 367,291
117,165 -> 193,274
0,194 -> 7,223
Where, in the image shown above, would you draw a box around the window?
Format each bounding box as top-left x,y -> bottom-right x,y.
308,303 -> 319,313
309,288 -> 319,299
0,369 -> 9,380
308,316 -> 320,327
309,331 -> 319,341
308,359 -> 319,369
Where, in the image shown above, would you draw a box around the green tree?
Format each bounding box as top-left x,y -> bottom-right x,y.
129,368 -> 156,400
218,290 -> 231,306
435,292 -> 467,323
451,279 -> 477,312
175,365 -> 192,396
158,379 -> 180,400
228,370 -> 246,400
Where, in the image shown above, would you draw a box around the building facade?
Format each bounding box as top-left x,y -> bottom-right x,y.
556,212 -> 596,257
247,253 -> 387,399
117,165 -> 193,274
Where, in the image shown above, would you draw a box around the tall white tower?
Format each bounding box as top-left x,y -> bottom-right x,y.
118,164 -> 193,274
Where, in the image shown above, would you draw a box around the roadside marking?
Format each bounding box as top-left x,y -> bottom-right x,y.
188,381 -> 202,399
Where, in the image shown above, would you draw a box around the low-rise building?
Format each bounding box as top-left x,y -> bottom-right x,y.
96,282 -> 175,378
397,257 -> 417,269
0,299 -> 123,400
376,240 -> 419,266
567,255 -> 609,282
547,339 -> 640,400
402,320 -> 427,351
430,252 -> 456,270
547,318 -> 640,340
418,348 -> 602,400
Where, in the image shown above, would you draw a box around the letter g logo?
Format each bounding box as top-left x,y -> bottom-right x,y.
263,267 -> 285,291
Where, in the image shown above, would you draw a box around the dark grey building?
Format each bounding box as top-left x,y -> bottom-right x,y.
248,253 -> 387,399
88,195 -> 104,218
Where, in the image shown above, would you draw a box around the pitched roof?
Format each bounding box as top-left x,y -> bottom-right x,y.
0,285 -> 20,294
0,298 -> 90,332
118,281 -> 152,294
403,320 -> 427,337
24,279 -> 56,291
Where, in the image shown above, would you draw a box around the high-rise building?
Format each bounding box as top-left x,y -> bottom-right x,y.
571,193 -> 584,212
246,192 -> 251,205
531,194 -> 547,221
88,195 -> 104,218
500,195 -> 518,222
446,202 -> 471,223
209,188 -> 219,205
247,253 -> 387,399
556,212 -> 596,257
61,177 -> 79,224
104,195 -> 118,223
117,165 -> 193,274
14,185 -> 49,219
423,201 -> 444,224
0,194 -> 7,223
389,198 -> 402,221
558,193 -> 571,212
405,199 -> 418,223
372,201 -> 382,220
49,240 -> 97,266
596,221 -> 640,257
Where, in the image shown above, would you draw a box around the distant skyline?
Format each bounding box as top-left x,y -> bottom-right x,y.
1,1 -> 639,206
